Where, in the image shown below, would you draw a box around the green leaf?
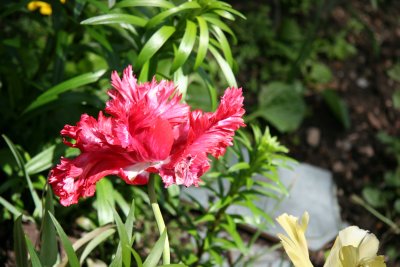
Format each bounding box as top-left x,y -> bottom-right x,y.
39,189 -> 57,266
125,199 -> 136,243
48,212 -> 80,267
115,0 -> 174,9
221,215 -> 247,254
197,67 -> 217,110
25,237 -> 43,267
392,90 -> 400,110
24,70 -> 106,113
322,89 -> 351,129
143,230 -> 167,267
112,207 -> 131,267
210,25 -> 233,67
209,45 -> 237,87
129,247 -> 143,267
96,178 -> 115,225
146,2 -> 201,28
228,162 -> 250,173
14,215 -> 28,267
81,14 -> 147,27
194,16 -> 209,69
171,20 -> 197,73
256,82 -> 306,132
25,145 -> 56,175
0,196 -> 23,217
362,187 -> 385,208
158,265 -> 187,267
136,26 -> 176,69
203,16 -> 236,42
2,135 -> 42,216
80,228 -> 116,264
308,62 -> 333,84
138,60 -> 150,82
387,63 -> 400,82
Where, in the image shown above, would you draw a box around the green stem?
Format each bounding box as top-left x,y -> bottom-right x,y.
148,175 -> 170,264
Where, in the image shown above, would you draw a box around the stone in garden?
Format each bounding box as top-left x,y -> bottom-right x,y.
180,163 -> 343,251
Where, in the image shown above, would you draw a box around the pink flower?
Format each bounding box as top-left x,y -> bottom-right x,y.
49,65 -> 245,206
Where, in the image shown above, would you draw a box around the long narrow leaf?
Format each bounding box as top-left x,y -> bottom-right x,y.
203,16 -> 236,42
96,178 -> 115,225
125,199 -> 136,243
2,135 -> 42,216
25,145 -> 55,175
79,228 -> 116,264
194,16 -> 209,69
14,215 -> 28,267
210,25 -> 233,67
197,67 -> 217,110
0,196 -> 22,217
115,0 -> 174,9
209,45 -> 237,87
146,2 -> 200,28
136,26 -> 176,69
112,207 -> 131,267
24,70 -> 106,113
81,14 -> 147,27
39,189 -> 57,266
143,230 -> 167,267
171,20 -> 197,73
129,247 -> 143,267
25,236 -> 43,267
48,212 -> 80,267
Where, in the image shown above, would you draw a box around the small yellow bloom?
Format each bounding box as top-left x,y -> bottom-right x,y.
27,0 -> 66,16
27,1 -> 52,15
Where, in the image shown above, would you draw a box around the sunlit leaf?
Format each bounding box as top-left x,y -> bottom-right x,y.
143,230 -> 167,267
136,26 -> 176,69
24,70 -> 106,113
194,16 -> 209,69
81,14 -> 147,27
49,212 -> 80,267
25,145 -> 56,175
96,178 -> 115,225
146,2 -> 200,28
80,228 -> 116,264
171,20 -> 197,73
115,0 -> 174,9
25,237 -> 43,267
209,45 -> 237,87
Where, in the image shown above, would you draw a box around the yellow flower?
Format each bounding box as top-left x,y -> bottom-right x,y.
276,213 -> 387,267
276,212 -> 314,267
27,0 -> 66,16
27,1 -> 52,15
324,226 -> 386,267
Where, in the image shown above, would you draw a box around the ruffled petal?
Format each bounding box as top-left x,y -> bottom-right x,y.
49,153 -> 132,206
159,88 -> 245,187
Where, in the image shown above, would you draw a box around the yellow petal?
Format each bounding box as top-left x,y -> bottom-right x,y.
339,245 -> 358,267
358,233 -> 379,260
276,212 -> 314,267
27,1 -> 52,15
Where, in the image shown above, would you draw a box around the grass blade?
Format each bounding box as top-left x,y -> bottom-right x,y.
136,25 -> 176,69
25,145 -> 55,175
81,14 -> 147,27
112,206 -> 131,267
14,215 -> 28,267
25,236 -> 43,267
96,178 -> 115,225
2,135 -> 42,216
80,228 -> 116,264
24,69 -> 106,113
48,212 -> 80,267
143,230 -> 167,267
39,189 -> 57,266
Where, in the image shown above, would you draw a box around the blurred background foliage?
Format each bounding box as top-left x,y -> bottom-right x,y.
1,0 -> 400,266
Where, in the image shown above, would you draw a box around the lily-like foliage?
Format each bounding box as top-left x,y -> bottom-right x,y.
49,65 -> 245,206
276,212 -> 387,267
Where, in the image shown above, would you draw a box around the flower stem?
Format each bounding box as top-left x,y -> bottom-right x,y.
148,175 -> 170,264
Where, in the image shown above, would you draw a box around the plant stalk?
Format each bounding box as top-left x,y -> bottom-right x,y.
148,175 -> 171,264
